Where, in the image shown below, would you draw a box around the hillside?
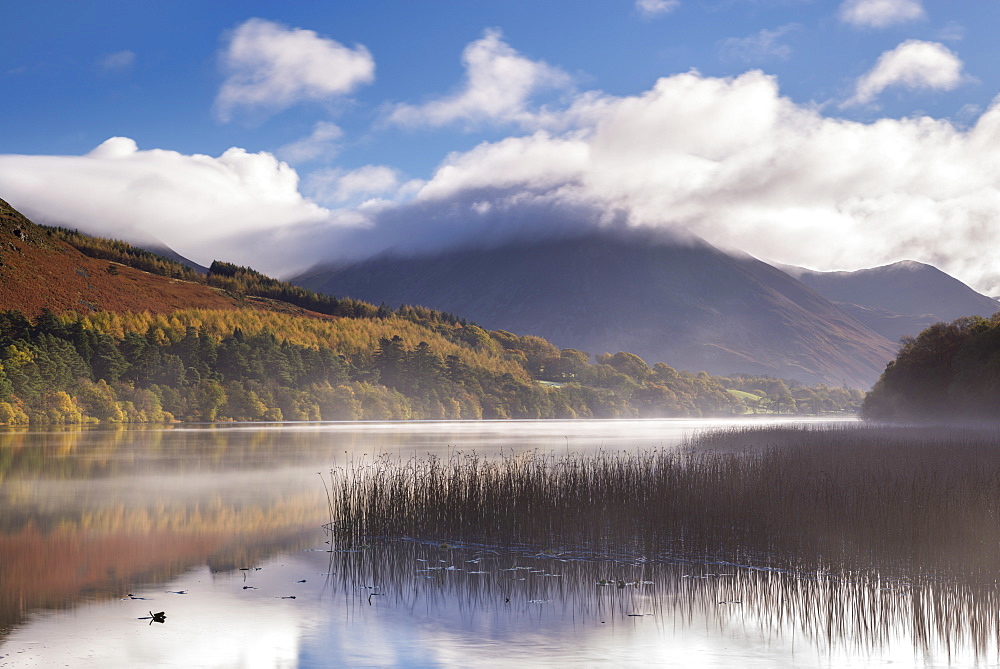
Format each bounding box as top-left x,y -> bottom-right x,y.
0,198 -> 863,425
293,232 -> 897,387
784,261 -> 1000,343
0,198 -> 238,316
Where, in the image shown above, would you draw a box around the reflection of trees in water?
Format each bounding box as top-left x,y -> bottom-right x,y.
0,424 -> 486,480
0,434 -> 328,640
329,539 -> 1000,661
0,510 -> 322,641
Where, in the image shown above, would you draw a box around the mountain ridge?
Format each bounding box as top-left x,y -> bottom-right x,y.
294,231 -> 898,387
780,260 -> 1000,342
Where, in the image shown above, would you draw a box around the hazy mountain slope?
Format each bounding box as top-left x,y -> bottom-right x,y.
140,243 -> 210,274
0,197 -> 237,316
783,261 -> 1000,342
294,232 -> 897,387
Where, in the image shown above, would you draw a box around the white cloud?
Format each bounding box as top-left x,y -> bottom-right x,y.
330,71 -> 1000,294
305,165 -> 402,205
386,28 -> 571,128
846,40 -> 965,106
277,121 -> 343,163
636,0 -> 680,19
6,68 -> 1000,295
215,18 -> 374,122
839,0 -> 925,28
97,50 -> 136,73
719,24 -> 799,63
0,137 -> 336,275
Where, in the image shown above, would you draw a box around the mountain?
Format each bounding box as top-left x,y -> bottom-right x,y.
293,231 -> 898,387
782,261 -> 1000,343
0,197 -> 868,425
0,198 -> 237,316
139,243 -> 209,274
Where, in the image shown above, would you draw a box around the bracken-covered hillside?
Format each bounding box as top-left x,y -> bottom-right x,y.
0,198 -> 239,316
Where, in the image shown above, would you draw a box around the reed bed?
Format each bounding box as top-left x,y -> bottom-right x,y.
326,424 -> 1000,574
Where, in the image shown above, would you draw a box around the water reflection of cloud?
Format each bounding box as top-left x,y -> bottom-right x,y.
2,565 -> 308,668
5,544 -> 998,667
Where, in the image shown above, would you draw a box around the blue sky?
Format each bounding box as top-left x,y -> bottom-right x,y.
3,0 -> 1000,292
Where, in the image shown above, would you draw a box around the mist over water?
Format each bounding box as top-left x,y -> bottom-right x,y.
3,418 -> 998,668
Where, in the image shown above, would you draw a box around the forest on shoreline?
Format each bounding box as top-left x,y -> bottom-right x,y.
863,314 -> 1000,422
0,308 -> 862,426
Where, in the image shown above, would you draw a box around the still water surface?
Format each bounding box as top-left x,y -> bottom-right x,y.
1,418 -> 993,667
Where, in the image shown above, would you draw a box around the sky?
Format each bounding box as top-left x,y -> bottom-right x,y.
2,0 -> 1000,293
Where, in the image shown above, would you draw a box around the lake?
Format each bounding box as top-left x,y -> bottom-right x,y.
1,417 -> 994,667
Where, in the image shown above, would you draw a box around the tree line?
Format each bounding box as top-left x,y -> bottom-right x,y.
862,314 -> 1000,421
0,308 -> 862,425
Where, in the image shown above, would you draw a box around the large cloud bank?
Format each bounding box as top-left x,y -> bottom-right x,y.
0,137 -> 333,275
356,69 -> 1000,294
2,66 -> 1000,293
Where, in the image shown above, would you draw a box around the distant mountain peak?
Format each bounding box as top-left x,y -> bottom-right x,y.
786,259 -> 999,343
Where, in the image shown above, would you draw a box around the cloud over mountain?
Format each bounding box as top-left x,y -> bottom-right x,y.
3,60 -> 1000,294
334,69 -> 1000,294
0,137 -> 331,275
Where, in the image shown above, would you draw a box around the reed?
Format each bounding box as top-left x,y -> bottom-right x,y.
326,424 -> 1000,575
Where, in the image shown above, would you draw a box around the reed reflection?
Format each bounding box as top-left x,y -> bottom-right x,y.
325,424 -> 1000,661
326,538 -> 1000,663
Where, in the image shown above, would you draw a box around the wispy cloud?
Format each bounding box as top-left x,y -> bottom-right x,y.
97,50 -> 136,73
636,0 -> 680,19
277,122 -> 343,163
839,0 -> 925,29
719,24 -> 799,63
845,40 -> 966,106
386,28 -> 571,129
305,165 -> 403,205
937,21 -> 965,42
215,18 -> 374,122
